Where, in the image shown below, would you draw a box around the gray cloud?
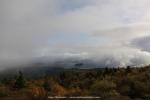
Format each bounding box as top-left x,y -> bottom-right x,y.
0,0 -> 150,69
132,36 -> 150,52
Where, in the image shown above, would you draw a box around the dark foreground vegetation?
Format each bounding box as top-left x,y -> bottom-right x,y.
0,65 -> 150,100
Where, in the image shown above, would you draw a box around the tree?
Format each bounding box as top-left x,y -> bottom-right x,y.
103,67 -> 112,76
126,66 -> 131,73
14,71 -> 25,89
43,76 -> 53,91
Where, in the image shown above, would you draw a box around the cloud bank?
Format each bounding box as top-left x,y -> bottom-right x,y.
1,0 -> 150,69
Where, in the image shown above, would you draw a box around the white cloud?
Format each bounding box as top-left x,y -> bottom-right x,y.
1,0 -> 150,68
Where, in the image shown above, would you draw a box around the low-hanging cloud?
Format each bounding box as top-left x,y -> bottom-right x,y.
1,0 -> 150,69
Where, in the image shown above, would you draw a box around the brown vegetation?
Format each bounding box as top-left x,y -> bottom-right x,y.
0,65 -> 150,100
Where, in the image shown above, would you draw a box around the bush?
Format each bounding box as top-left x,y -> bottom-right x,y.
103,90 -> 119,100
0,87 -> 9,97
91,80 -> 116,92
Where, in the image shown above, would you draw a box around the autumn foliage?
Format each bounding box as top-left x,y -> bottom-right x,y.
0,65 -> 150,100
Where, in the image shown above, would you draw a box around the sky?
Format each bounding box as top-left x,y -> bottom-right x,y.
1,0 -> 150,69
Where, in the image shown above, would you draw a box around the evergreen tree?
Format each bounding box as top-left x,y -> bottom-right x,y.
43,75 -> 55,92
126,66 -> 131,73
43,76 -> 51,91
14,71 -> 25,89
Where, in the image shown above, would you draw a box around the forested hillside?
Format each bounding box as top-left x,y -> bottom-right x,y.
0,66 -> 150,100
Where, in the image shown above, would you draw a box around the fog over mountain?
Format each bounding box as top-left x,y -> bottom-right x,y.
1,0 -> 150,69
